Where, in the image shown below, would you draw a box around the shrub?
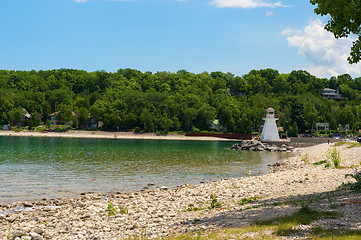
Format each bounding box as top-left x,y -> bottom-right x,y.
326,147 -> 341,168
338,171 -> 361,192
301,154 -> 310,164
191,126 -> 200,133
119,205 -> 128,215
345,171 -> 361,192
209,195 -> 221,209
107,202 -> 117,216
134,127 -> 141,133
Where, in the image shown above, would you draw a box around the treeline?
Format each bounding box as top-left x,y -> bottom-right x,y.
1,68 -> 361,134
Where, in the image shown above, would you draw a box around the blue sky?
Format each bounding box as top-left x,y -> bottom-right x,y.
1,0 -> 360,78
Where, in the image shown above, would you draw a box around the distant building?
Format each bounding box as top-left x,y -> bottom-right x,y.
12,108 -> 31,127
87,118 -> 102,129
316,123 -> 329,132
49,111 -> 77,126
209,119 -> 226,132
49,111 -> 60,125
321,88 -> 342,100
339,124 -> 350,132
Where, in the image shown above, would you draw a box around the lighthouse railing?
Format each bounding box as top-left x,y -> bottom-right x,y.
264,114 -> 279,118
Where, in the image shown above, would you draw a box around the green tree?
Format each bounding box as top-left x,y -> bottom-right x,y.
160,115 -> 173,133
310,0 -> 361,63
56,104 -> 74,125
77,107 -> 89,128
183,108 -> 197,131
140,109 -> 154,132
7,108 -> 23,126
288,121 -> 299,137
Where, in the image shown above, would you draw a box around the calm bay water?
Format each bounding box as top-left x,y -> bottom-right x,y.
0,136 -> 288,203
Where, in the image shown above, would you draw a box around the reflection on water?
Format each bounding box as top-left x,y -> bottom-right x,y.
0,136 -> 289,203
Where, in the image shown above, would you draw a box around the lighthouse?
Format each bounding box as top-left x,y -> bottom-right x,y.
260,107 -> 280,142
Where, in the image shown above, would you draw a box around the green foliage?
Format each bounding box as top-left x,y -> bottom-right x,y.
257,205 -> 339,236
119,205 -> 128,215
184,195 -> 221,212
347,142 -> 361,148
208,195 -> 221,209
301,154 -> 310,164
340,170 -> 361,192
313,160 -> 328,165
107,202 -> 117,216
134,126 -> 141,133
1,68 -> 361,134
326,148 -> 342,168
238,196 -> 262,205
310,0 -> 361,64
334,142 -> 349,147
288,121 -> 299,137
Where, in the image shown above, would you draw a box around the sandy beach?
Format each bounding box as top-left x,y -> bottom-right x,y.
0,130 -> 238,142
0,139 -> 360,239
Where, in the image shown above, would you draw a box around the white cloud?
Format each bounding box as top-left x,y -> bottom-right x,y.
266,10 -> 274,16
73,0 -> 88,2
210,0 -> 287,9
281,19 -> 361,78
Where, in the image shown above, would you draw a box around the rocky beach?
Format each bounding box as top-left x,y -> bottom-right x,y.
1,141 -> 360,239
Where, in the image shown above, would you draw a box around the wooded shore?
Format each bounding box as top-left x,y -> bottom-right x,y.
0,130 -> 238,142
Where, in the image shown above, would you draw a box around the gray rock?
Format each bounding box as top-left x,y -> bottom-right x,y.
12,230 -> 24,238
6,214 -> 18,223
34,227 -> 43,235
30,232 -> 43,240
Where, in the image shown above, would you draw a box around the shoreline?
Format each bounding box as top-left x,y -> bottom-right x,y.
1,143 -> 360,239
0,130 -> 240,142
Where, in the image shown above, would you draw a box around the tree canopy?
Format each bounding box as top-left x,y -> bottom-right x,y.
1,68 -> 361,135
310,0 -> 361,63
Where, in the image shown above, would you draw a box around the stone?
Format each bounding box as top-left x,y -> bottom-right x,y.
12,230 -> 24,238
29,231 -> 43,240
6,214 -> 18,223
34,227 -> 43,235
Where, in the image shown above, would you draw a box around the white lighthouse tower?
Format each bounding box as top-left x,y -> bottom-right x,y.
260,107 -> 280,142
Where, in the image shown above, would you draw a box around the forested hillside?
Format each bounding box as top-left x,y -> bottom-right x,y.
1,68 -> 361,134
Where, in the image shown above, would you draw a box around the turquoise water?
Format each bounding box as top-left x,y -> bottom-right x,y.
0,136 -> 288,203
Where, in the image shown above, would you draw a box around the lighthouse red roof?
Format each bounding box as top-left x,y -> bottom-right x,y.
266,107 -> 275,112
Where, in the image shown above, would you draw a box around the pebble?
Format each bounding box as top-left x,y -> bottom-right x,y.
1,143 -> 360,239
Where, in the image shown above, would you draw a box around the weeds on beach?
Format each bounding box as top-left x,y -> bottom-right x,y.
209,195 -> 221,209
119,204 -> 129,215
313,160 -> 328,165
326,148 -> 342,168
301,154 -> 310,164
184,195 -> 221,212
107,202 -> 117,216
346,142 -> 361,148
339,170 -> 361,192
238,196 -> 262,205
334,142 -> 361,148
